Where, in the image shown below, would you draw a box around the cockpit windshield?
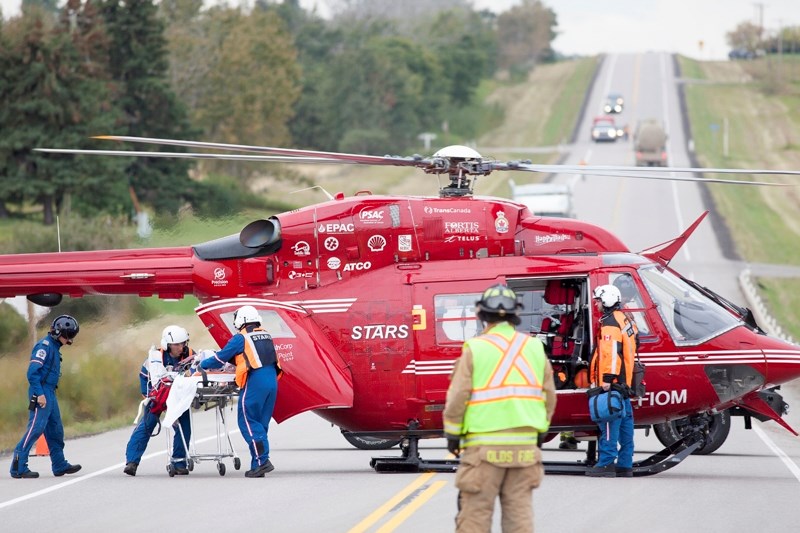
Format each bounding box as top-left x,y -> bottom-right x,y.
638,265 -> 741,345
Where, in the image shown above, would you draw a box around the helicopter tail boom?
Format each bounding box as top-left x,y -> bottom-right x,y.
0,247 -> 196,302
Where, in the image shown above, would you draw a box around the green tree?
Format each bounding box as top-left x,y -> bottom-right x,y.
163,5 -> 300,179
496,0 -> 558,75
320,32 -> 447,154
0,2 -> 125,224
96,0 -> 196,215
726,21 -> 763,53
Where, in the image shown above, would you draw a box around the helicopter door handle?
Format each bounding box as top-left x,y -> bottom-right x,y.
412,305 -> 427,330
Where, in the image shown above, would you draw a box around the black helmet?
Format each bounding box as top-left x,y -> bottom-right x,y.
51,315 -> 79,340
476,284 -> 522,316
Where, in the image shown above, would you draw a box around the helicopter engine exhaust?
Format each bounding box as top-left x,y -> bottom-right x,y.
240,217 -> 281,249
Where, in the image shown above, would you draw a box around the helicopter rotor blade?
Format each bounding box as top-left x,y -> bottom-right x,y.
498,163 -> 794,186
523,163 -> 800,177
92,135 -> 428,168
34,148 -> 347,164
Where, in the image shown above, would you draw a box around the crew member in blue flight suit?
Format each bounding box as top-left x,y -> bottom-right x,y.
10,315 -> 82,479
197,305 -> 280,478
123,325 -> 196,476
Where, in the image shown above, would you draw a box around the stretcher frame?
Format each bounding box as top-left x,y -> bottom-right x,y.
166,372 -> 242,476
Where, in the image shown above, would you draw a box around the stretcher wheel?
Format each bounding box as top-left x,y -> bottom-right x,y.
167,464 -> 176,477
234,458 -> 241,470
217,463 -> 226,476
187,458 -> 195,471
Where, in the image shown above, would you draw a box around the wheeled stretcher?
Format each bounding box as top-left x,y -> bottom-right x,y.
163,371 -> 242,476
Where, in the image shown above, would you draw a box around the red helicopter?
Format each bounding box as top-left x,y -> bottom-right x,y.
4,137 -> 800,476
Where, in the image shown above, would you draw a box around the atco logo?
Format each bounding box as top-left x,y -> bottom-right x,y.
327,257 -> 341,269
398,234 -> 412,252
367,235 -> 386,252
359,208 -> 386,225
318,223 -> 354,234
534,234 -> 570,246
343,261 -> 371,271
444,235 -> 480,243
324,237 -> 339,251
212,267 -> 228,287
445,221 -> 480,234
288,271 -> 313,279
292,241 -> 310,256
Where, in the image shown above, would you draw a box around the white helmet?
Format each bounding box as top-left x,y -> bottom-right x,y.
233,305 -> 261,329
593,284 -> 621,308
161,325 -> 189,350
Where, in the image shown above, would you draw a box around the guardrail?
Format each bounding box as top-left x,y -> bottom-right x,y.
739,269 -> 796,345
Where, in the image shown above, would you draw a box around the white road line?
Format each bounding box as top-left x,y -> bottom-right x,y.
0,431 -> 234,510
660,52 -> 691,265
753,424 -> 800,483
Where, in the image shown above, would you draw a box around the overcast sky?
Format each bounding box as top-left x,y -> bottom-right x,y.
2,0 -> 797,60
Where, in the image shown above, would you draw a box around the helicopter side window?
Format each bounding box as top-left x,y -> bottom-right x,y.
434,293 -> 482,343
608,272 -> 652,337
220,310 -> 296,338
639,267 -> 740,345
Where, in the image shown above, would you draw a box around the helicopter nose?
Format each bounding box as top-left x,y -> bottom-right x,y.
760,335 -> 800,387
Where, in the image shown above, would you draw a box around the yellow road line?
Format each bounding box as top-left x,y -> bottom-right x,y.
376,480 -> 449,533
347,472 -> 437,533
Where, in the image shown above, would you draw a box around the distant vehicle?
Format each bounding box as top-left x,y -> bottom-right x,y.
508,179 -> 574,218
591,116 -> 618,142
603,93 -> 624,113
634,119 -> 668,166
728,48 -> 755,60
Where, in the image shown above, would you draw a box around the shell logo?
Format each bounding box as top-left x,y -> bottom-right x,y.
368,235 -> 387,252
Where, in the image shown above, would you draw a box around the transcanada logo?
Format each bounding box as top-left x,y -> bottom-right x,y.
424,206 -> 471,214
534,234 -> 570,245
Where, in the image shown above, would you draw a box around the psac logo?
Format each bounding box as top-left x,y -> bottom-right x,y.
351,324 -> 409,340
358,207 -> 386,225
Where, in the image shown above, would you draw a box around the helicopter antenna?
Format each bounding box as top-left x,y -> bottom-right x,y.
57,215 -> 62,252
290,185 -> 334,200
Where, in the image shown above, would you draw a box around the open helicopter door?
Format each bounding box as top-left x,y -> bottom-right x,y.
410,281 -> 489,425
196,298 -> 353,423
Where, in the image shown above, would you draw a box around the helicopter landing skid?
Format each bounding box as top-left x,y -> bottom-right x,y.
370,434 -> 459,473
543,431 -> 703,476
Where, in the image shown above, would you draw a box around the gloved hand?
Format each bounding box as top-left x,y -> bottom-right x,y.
446,437 -> 461,457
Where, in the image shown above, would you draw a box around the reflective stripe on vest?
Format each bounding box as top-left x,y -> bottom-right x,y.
460,324 -> 549,445
234,328 -> 277,387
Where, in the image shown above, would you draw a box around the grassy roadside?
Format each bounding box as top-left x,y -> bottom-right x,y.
678,55 -> 800,339
0,58 -> 598,451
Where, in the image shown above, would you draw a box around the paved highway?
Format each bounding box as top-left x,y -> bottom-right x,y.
2,53 -> 799,532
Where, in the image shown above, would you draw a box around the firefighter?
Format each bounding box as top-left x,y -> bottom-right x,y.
197,305 -> 281,478
10,315 -> 82,479
124,325 -> 195,476
587,284 -> 636,478
444,284 -> 557,532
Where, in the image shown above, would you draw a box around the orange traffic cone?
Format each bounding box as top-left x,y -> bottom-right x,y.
33,435 -> 49,456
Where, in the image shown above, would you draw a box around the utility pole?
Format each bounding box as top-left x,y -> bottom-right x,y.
753,2 -> 764,40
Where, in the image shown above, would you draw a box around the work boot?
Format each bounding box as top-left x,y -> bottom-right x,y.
54,464 -> 82,477
123,462 -> 138,476
245,460 -> 274,478
585,464 -> 616,478
616,467 -> 633,478
173,466 -> 189,476
11,470 -> 40,479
